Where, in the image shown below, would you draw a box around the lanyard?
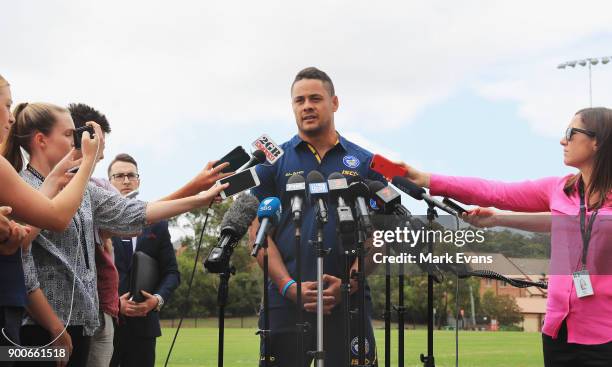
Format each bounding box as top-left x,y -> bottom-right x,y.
579,180 -> 599,268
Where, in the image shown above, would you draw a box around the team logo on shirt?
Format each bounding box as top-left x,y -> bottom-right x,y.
343,155 -> 360,169
350,336 -> 370,356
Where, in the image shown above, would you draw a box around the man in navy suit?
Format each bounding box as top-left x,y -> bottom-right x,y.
108,153 -> 180,367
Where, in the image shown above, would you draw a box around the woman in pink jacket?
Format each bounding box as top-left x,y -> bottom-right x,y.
400,107 -> 612,367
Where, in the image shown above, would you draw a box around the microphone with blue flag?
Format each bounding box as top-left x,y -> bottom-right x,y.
251,197 -> 282,257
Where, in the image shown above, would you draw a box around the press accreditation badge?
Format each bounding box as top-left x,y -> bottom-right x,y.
573,270 -> 594,298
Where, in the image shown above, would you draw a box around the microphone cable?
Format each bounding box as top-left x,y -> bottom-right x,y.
163,203 -> 214,367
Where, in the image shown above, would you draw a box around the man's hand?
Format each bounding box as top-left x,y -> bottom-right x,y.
120,291 -> 158,317
299,275 -> 343,315
285,280 -> 318,307
50,327 -> 72,367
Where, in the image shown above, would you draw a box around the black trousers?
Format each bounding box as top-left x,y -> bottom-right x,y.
259,310 -> 378,367
110,324 -> 156,367
543,321 -> 612,367
16,325 -> 91,367
0,307 -> 24,367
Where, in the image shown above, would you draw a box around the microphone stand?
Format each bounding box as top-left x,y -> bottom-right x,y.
352,217 -> 368,366
216,261 -> 235,367
338,228 -> 355,367
394,255 -> 407,367
309,206 -> 328,367
384,239 -> 391,367
420,205 -> 438,367
294,222 -> 307,367
253,238 -> 271,366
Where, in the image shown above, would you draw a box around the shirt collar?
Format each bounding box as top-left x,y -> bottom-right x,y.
289,132 -> 348,152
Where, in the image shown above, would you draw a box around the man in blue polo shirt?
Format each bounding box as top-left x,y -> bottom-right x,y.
251,67 -> 383,366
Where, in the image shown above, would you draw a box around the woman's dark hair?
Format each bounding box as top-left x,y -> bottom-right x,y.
2,102 -> 68,172
564,107 -> 612,209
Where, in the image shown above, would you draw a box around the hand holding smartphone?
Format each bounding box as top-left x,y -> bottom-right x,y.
216,167 -> 260,199
73,125 -> 95,150
370,154 -> 409,181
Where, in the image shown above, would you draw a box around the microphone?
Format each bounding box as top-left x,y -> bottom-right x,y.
237,149 -> 267,172
204,194 -> 259,273
251,197 -> 282,256
391,176 -> 458,216
348,179 -> 373,234
285,174 -> 306,225
306,171 -> 329,224
365,180 -> 409,216
328,172 -> 355,234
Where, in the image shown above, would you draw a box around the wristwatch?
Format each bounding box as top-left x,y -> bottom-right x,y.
154,294 -> 164,312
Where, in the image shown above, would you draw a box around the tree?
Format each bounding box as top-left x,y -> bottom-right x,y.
479,290 -> 523,326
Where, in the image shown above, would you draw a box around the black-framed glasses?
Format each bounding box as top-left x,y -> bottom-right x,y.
565,127 -> 596,142
111,173 -> 140,182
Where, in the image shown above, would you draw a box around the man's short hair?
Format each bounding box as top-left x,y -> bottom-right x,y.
108,153 -> 138,178
68,103 -> 111,133
292,67 -> 335,97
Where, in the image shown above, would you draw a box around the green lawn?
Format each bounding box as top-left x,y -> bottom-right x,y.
156,325 -> 543,367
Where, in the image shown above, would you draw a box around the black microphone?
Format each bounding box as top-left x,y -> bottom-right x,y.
348,179 -> 373,234
306,170 -> 329,224
328,172 -> 355,234
237,149 -> 267,172
285,174 -> 306,225
204,194 -> 259,273
391,176 -> 458,216
366,179 -> 409,216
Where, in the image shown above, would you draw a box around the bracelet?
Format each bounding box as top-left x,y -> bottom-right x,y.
281,279 -> 296,297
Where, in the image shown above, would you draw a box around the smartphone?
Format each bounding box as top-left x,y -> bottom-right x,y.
73,126 -> 95,150
370,154 -> 408,181
442,197 -> 468,214
217,167 -> 260,199
214,146 -> 251,173
68,166 -> 79,174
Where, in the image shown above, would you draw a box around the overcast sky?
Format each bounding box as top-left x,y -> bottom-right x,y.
3,1 -> 612,227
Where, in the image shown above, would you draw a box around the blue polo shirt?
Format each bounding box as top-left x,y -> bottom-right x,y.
252,133 -> 384,332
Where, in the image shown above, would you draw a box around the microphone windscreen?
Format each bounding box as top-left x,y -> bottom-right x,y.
287,173 -> 305,185
328,172 -> 345,180
392,176 -> 425,200
348,180 -> 370,199
220,194 -> 260,237
306,170 -> 325,184
365,179 -> 385,194
252,149 -> 267,164
257,197 -> 282,224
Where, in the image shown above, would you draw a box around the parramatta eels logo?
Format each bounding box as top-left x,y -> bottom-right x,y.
350,336 -> 370,356
343,155 -> 360,169
369,199 -> 379,211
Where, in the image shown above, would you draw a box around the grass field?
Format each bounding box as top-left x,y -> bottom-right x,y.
156,323 -> 544,367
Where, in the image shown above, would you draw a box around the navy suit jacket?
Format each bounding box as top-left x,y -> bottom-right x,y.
112,220 -> 180,338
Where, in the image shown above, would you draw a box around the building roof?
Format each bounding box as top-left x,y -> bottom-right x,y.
508,257 -> 549,278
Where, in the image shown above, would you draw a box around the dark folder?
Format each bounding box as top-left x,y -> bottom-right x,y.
129,251 -> 159,303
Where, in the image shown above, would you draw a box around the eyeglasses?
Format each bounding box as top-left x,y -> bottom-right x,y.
565,127 -> 596,142
111,173 -> 140,182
